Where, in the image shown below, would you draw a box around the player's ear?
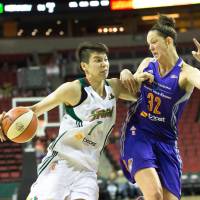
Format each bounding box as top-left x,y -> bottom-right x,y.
80,62 -> 87,72
166,36 -> 173,46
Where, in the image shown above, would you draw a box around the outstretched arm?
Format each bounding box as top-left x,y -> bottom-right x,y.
192,38 -> 200,62
0,80 -> 81,142
30,81 -> 81,116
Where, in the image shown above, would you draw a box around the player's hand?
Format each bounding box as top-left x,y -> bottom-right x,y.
134,72 -> 154,84
192,38 -> 200,62
120,69 -> 138,94
120,69 -> 154,94
0,112 -> 6,142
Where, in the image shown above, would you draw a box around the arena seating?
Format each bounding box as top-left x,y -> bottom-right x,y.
179,89 -> 200,173
0,141 -> 22,182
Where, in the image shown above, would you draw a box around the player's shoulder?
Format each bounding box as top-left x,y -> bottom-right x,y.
61,79 -> 81,89
137,57 -> 154,73
57,79 -> 82,106
181,61 -> 200,79
181,61 -> 195,74
179,61 -> 195,92
57,79 -> 81,97
143,57 -> 154,63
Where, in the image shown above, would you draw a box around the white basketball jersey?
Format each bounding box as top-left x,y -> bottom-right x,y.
38,78 -> 116,175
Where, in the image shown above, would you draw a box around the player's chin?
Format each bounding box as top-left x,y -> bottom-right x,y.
99,72 -> 108,79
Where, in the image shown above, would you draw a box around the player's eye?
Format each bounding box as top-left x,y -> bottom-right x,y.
94,59 -> 102,62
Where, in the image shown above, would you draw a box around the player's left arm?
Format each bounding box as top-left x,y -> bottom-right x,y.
184,64 -> 200,90
107,78 -> 137,101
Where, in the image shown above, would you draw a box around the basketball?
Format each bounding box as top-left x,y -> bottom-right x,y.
1,107 -> 38,143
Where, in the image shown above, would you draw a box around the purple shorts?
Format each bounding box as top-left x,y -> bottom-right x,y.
120,128 -> 182,199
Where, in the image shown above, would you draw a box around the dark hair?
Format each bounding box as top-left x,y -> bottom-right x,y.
76,41 -> 109,63
150,14 -> 177,46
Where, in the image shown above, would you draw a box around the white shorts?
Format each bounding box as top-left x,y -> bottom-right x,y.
27,160 -> 99,200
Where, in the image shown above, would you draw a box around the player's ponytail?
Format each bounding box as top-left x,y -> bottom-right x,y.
158,14 -> 176,29
150,14 -> 177,46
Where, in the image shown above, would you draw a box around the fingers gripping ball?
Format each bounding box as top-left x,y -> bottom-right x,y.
1,107 -> 38,143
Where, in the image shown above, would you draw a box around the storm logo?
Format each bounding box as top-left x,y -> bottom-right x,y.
90,107 -> 114,121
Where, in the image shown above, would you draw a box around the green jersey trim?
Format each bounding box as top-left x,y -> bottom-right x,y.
64,78 -> 89,126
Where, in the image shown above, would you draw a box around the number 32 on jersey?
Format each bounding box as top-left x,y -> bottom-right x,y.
147,92 -> 161,115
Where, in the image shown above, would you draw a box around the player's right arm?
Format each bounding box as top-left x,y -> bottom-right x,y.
30,80 -> 81,117
0,80 -> 81,141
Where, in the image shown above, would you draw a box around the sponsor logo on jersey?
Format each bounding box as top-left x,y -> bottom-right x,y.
148,113 -> 165,122
90,106 -> 114,121
140,111 -> 148,118
75,132 -> 84,140
74,132 -> 96,146
130,125 -> 136,135
140,111 -> 165,122
152,81 -> 172,90
83,137 -> 96,146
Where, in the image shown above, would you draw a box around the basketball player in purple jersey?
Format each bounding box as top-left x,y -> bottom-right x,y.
120,15 -> 200,200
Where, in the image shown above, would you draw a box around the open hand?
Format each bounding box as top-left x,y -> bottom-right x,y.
120,69 -> 154,94
192,38 -> 200,62
134,72 -> 154,84
120,69 -> 138,94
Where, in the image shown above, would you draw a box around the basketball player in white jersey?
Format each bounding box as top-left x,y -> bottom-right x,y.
0,42 -> 153,200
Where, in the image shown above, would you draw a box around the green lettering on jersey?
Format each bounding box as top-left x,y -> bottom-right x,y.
90,106 -> 114,121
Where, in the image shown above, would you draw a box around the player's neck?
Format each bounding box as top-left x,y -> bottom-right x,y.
158,51 -> 179,72
86,77 -> 106,97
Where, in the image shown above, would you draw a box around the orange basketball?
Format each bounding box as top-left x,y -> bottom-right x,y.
1,107 -> 38,143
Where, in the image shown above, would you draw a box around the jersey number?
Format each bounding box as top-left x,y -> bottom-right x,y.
147,92 -> 161,114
